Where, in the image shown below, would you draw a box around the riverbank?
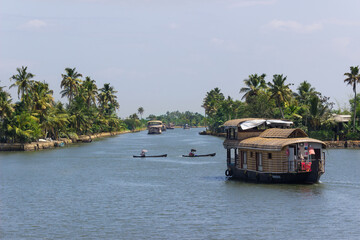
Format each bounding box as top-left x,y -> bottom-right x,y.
0,130 -> 138,151
199,130 -> 360,149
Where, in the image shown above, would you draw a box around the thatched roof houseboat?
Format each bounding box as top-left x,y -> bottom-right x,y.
223,118 -> 326,183
147,120 -> 163,134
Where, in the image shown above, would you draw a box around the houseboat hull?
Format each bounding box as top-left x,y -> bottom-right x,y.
226,161 -> 323,184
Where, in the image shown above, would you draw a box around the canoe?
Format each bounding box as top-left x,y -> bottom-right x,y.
182,153 -> 216,157
133,154 -> 167,158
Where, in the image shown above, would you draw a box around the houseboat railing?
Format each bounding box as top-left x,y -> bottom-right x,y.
284,158 -> 325,173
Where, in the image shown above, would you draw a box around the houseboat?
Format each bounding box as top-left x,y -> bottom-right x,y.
223,118 -> 326,184
147,120 -> 163,134
167,123 -> 175,129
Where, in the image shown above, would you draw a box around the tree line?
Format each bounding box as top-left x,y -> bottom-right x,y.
0,66 -> 127,143
0,66 -> 206,143
203,67 -> 360,141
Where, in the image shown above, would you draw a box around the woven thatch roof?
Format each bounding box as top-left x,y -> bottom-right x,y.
224,137 -> 326,151
149,125 -> 162,128
223,118 -> 264,127
148,120 -> 162,123
259,128 -> 308,138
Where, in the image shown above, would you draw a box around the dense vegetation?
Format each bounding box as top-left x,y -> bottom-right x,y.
148,111 -> 205,127
0,66 -> 206,143
2,65 -> 359,143
0,66 -> 129,143
202,68 -> 360,141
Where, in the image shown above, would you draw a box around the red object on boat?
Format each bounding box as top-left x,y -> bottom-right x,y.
301,162 -> 306,171
305,162 -> 312,172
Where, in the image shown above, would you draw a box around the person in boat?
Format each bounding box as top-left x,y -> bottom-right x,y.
140,150 -> 147,157
189,149 -> 196,157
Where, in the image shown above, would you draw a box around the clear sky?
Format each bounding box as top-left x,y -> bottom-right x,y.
1,0 -> 360,118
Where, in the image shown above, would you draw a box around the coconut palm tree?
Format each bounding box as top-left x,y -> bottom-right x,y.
0,86 -> 14,120
267,74 -> 293,119
296,81 -> 317,104
29,81 -> 54,120
82,76 -> 98,107
9,66 -> 35,101
344,66 -> 360,132
60,67 -> 83,104
98,83 -> 119,116
202,87 -> 225,117
239,73 -> 267,102
41,106 -> 69,139
137,107 -> 144,119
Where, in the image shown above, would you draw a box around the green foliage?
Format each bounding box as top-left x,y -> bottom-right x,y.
6,112 -> 41,143
1,66 -> 130,143
345,131 -> 360,140
149,111 -> 205,127
202,73 -> 347,139
308,130 -> 335,141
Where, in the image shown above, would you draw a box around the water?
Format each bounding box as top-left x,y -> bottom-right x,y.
1,128 -> 360,240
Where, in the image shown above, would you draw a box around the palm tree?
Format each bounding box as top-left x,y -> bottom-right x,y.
82,76 -> 98,107
239,73 -> 267,102
267,74 -> 293,119
41,106 -> 69,139
29,81 -> 54,120
9,66 -> 35,101
202,88 -> 225,131
60,67 -> 83,104
344,66 -> 360,132
0,86 -> 14,120
98,83 -> 119,116
202,87 -> 225,118
296,81 -> 317,104
137,107 -> 144,119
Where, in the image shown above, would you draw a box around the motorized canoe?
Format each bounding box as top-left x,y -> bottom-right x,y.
133,154 -> 167,158
182,153 -> 216,157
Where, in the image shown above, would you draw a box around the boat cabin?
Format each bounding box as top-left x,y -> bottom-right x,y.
223,118 -> 326,183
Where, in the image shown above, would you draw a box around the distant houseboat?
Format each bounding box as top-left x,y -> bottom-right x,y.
184,124 -> 190,129
167,123 -> 175,129
147,120 -> 163,134
223,118 -> 326,184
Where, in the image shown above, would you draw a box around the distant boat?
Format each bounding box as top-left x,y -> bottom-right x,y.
147,120 -> 163,134
167,123 -> 175,129
182,153 -> 216,157
133,154 -> 167,158
183,124 -> 190,129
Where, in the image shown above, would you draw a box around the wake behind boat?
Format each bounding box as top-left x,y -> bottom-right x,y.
182,153 -> 216,157
133,154 -> 167,158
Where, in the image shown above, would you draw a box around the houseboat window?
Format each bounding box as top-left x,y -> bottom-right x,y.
243,151 -> 247,169
250,152 -> 253,158
268,153 -> 272,159
228,128 -> 236,139
230,148 -> 236,165
227,149 -> 231,164
256,153 -> 263,171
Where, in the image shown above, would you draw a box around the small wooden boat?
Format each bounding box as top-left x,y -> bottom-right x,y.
133,154 -> 167,158
182,153 -> 216,157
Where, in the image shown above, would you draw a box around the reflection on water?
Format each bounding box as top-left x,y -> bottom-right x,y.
1,128 -> 360,239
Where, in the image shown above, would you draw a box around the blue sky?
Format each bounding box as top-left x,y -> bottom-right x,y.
1,0 -> 360,118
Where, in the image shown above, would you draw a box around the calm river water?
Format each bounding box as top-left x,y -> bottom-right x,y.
1,128 -> 360,239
